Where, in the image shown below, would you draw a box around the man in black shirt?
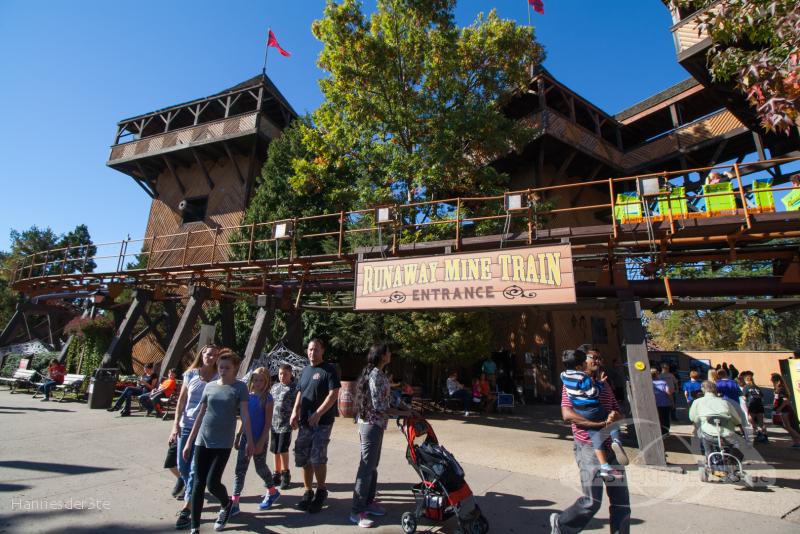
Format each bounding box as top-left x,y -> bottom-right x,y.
290,338 -> 341,513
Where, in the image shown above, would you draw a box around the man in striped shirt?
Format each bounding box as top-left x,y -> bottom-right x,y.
551,349 -> 630,534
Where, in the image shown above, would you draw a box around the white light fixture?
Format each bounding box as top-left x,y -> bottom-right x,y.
273,221 -> 293,239
504,192 -> 527,211
375,206 -> 394,224
639,177 -> 661,196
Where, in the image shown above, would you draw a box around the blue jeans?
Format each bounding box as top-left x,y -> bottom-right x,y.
113,386 -> 144,413
178,426 -> 197,503
557,441 -> 630,534
574,404 -> 621,450
38,379 -> 58,400
232,433 -> 273,496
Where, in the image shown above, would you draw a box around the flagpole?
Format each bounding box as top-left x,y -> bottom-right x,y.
527,2 -> 531,26
262,27 -> 270,75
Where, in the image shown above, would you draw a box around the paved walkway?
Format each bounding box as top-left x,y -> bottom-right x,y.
1,392 -> 799,533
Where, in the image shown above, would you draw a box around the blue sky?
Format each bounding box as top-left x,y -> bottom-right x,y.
0,0 -> 687,252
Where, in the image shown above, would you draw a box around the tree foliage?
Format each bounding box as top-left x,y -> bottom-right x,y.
297,0 -> 544,207
236,0 -> 544,369
646,308 -> 800,350
7,224 -> 97,276
680,0 -> 800,133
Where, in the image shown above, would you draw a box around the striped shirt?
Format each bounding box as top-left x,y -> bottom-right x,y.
561,382 -> 619,445
560,370 -> 600,407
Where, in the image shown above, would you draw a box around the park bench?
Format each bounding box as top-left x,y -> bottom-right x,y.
157,387 -> 180,421
51,374 -> 85,402
0,369 -> 41,393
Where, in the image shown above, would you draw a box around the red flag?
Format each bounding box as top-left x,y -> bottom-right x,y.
529,0 -> 544,15
267,29 -> 291,57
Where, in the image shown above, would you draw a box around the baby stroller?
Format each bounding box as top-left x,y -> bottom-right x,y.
398,416 -> 489,534
697,415 -> 755,488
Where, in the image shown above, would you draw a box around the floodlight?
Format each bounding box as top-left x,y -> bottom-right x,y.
273,221 -> 293,240
639,177 -> 661,196
375,206 -> 394,224
504,192 -> 527,211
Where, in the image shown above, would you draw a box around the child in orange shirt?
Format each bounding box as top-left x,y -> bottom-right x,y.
140,369 -> 178,416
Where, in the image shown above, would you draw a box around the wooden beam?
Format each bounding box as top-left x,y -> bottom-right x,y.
191,148 -> 215,189
0,306 -> 25,347
619,299 -> 667,467
162,156 -> 186,194
160,286 -> 209,379
752,132 -> 766,160
219,299 -> 236,349
223,141 -> 245,185
238,295 -> 274,378
100,289 -> 151,369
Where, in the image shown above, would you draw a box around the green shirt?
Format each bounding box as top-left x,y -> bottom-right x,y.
689,394 -> 741,439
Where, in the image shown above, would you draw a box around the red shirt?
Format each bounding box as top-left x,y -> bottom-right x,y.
160,378 -> 177,398
49,363 -> 66,385
561,382 -> 619,445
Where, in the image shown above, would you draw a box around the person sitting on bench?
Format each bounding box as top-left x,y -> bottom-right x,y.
107,363 -> 158,416
37,359 -> 66,402
140,369 -> 178,416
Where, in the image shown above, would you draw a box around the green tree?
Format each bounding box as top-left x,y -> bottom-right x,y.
298,0 -> 544,208
679,0 -> 799,133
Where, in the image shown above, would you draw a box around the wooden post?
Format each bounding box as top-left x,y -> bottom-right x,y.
0,305 -> 25,347
284,307 -> 304,355
58,306 -> 92,364
455,198 -> 461,251
238,294 -> 275,378
619,299 -> 667,467
160,286 -> 209,379
100,289 -> 152,369
219,298 -> 236,349
337,211 -> 345,258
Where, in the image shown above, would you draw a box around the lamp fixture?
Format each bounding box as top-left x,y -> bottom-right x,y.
504,192 -> 527,211
273,220 -> 293,240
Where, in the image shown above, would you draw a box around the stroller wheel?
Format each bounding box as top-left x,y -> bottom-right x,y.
401,511 -> 417,534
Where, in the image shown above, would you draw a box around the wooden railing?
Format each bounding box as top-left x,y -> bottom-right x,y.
11,156 -> 800,289
669,0 -> 723,57
108,112 -> 261,163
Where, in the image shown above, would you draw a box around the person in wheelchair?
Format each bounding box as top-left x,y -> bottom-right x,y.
689,381 -> 743,459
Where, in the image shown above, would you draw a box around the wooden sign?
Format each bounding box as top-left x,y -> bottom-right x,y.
354,244 -> 576,310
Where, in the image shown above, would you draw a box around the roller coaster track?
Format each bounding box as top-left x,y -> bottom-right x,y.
11,157 -> 800,304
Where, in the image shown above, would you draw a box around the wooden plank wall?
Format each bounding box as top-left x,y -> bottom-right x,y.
142,154 -> 250,268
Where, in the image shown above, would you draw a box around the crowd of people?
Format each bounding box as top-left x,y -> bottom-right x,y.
91,339 -> 800,533
118,338 -> 417,532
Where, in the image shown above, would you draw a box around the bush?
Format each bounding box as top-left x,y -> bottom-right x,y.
1,352 -> 60,378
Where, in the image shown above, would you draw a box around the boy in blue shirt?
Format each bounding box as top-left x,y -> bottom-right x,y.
560,349 -> 627,480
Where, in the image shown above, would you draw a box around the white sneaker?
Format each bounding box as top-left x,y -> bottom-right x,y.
550,512 -> 561,534
350,512 -> 375,528
464,411 -> 470,416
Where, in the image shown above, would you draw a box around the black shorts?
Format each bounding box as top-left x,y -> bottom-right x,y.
164,440 -> 178,469
269,429 -> 292,454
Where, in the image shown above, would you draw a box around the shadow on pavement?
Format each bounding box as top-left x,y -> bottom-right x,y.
0,405 -> 76,413
0,460 -> 117,476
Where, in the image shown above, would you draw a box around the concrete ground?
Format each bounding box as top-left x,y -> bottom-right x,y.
1,391 -> 799,534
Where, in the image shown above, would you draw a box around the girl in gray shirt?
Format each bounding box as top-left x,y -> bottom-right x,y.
183,350 -> 253,534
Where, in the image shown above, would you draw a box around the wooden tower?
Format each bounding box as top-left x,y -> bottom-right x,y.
107,74 -> 297,268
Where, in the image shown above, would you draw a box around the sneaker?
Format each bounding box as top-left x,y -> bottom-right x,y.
279,470 -> 291,490
175,508 -> 191,530
350,511 -> 375,528
190,530 -> 199,534
171,478 -> 185,498
598,466 -> 624,481
259,490 -> 281,510
296,490 -> 315,511
214,500 -> 232,531
119,411 -> 130,417
549,512 -> 561,534
41,398 -> 49,402
229,502 -> 240,517
106,405 -> 119,412
611,441 -> 629,466
308,488 -> 328,513
464,411 -> 470,417
272,472 -> 282,487
365,501 -> 386,516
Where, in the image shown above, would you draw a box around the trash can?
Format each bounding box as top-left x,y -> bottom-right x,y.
88,368 -> 117,409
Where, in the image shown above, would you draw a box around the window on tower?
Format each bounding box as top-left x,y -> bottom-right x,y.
180,196 -> 209,224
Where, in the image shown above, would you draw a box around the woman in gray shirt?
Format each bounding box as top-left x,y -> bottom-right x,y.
183,350 -> 253,534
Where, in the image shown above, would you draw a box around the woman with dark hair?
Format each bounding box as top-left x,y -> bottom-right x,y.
349,343 -> 413,528
770,373 -> 800,448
